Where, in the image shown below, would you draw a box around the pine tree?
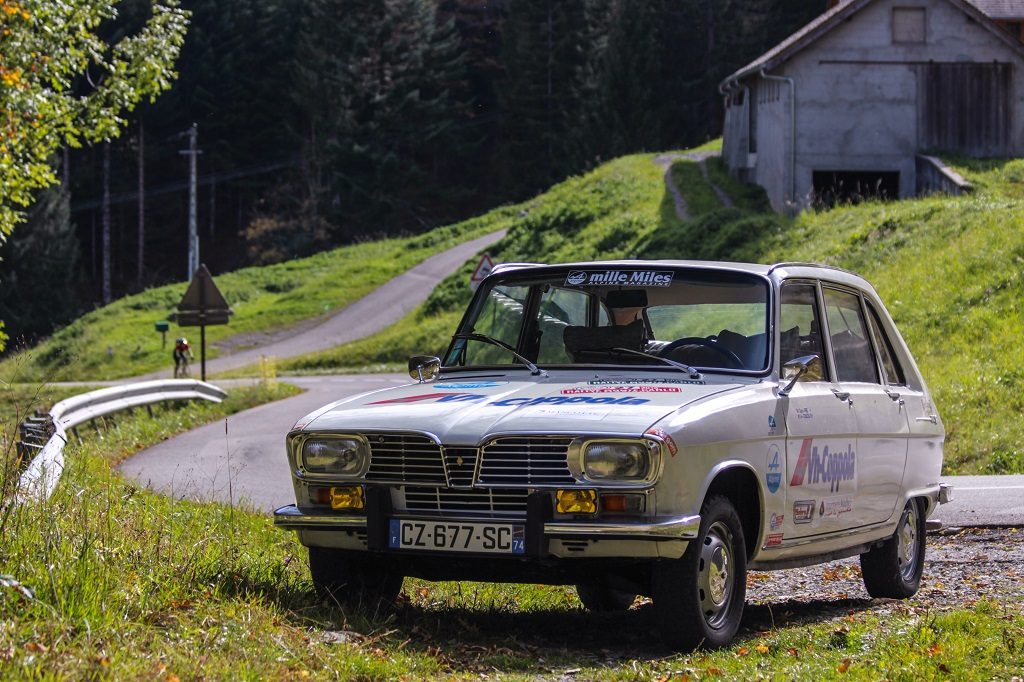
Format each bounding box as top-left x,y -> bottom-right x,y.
589,0 -> 667,158
498,0 -> 590,194
287,0 -> 469,244
0,184 -> 81,346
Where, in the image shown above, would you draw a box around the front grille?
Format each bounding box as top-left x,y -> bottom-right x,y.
478,436 -> 575,486
365,433 -> 446,484
443,447 -> 478,487
402,486 -> 528,517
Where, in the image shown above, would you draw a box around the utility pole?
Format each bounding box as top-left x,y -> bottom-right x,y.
137,120 -> 145,289
178,123 -> 202,280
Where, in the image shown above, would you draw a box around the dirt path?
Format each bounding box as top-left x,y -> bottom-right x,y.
135,229 -> 506,380
654,150 -> 733,222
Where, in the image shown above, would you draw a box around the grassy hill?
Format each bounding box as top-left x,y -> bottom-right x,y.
282,150 -> 1024,475
0,215 -> 507,382
6,141 -> 1022,474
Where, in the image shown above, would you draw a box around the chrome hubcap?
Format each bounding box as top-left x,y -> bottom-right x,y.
699,521 -> 734,628
897,505 -> 919,580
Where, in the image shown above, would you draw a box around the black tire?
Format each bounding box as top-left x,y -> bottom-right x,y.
860,499 -> 925,599
308,547 -> 403,608
652,495 -> 747,650
575,582 -> 636,612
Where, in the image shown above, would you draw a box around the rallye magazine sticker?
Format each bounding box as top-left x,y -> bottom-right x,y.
562,386 -> 681,394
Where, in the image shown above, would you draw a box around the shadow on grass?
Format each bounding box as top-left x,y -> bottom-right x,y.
214,561 -> 880,667
195,556 -> 885,673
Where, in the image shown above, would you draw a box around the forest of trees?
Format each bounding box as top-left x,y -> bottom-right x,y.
0,0 -> 825,347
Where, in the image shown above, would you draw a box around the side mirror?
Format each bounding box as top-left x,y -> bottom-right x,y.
408,355 -> 441,383
779,354 -> 822,396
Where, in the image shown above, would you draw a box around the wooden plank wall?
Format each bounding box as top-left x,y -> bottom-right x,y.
920,62 -> 1013,156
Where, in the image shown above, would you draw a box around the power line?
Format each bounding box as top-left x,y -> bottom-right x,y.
70,156 -> 301,212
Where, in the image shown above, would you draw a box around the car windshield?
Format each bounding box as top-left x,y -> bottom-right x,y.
444,267 -> 770,373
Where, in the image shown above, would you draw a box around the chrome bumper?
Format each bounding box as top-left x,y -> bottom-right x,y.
273,504 -> 701,542
938,483 -> 954,504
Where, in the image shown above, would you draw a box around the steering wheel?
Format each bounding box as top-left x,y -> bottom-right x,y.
658,336 -> 743,368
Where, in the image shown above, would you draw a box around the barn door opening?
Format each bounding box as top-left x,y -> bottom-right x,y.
920,63 -> 1012,156
812,170 -> 900,206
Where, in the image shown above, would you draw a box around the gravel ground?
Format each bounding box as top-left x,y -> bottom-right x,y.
740,527 -> 1024,630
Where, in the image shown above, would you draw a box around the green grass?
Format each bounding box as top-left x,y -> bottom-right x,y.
0,214 -> 507,383
2,396 -> 1021,679
753,158 -> 1024,473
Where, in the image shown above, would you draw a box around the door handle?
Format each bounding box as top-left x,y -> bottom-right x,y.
885,389 -> 905,407
915,414 -> 938,424
831,389 -> 851,402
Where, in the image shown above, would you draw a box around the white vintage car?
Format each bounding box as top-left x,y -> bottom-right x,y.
274,260 -> 950,649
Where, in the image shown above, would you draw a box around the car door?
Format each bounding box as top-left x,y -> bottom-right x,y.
821,286 -> 908,527
779,281 -> 860,541
863,299 -> 941,496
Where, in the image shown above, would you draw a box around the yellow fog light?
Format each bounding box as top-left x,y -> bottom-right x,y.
556,489 -> 597,514
330,486 -> 364,510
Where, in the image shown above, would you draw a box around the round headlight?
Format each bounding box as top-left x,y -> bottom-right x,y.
583,441 -> 652,480
301,437 -> 367,476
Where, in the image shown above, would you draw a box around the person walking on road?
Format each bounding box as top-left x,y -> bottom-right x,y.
173,337 -> 194,378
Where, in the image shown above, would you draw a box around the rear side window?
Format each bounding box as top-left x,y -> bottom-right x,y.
823,288 -> 879,384
866,302 -> 906,385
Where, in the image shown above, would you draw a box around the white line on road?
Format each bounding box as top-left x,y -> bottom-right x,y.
954,486 -> 1024,491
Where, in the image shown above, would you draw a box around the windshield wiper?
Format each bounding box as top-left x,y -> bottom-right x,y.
454,333 -> 548,377
612,347 -> 702,379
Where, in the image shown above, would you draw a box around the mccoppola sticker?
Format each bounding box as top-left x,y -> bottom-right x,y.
565,270 -> 675,287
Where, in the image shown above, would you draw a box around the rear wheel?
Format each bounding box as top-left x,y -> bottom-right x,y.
575,582 -> 636,612
308,547 -> 403,608
860,499 -> 925,598
652,495 -> 747,650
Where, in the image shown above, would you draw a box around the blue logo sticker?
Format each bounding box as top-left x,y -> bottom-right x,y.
435,381 -> 506,389
766,444 -> 782,494
768,415 -> 777,429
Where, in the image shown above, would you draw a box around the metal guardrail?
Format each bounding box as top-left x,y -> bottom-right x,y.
12,379 -> 228,504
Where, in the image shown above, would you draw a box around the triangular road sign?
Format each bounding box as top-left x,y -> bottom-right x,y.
178,263 -> 232,313
470,253 -> 495,291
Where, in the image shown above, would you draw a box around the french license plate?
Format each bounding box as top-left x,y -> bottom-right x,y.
388,519 -> 525,555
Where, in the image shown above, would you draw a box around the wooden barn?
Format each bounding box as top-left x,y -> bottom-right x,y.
720,0 -> 1024,211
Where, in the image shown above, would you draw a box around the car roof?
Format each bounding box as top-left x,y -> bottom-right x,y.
489,259 -> 873,292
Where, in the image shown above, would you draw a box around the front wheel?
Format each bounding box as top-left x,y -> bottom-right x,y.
308,547 -> 403,609
860,499 -> 925,598
652,495 -> 747,650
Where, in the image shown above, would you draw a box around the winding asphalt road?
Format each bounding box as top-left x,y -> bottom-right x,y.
118,373 -> 1024,527
138,229 -> 505,379
119,375 -> 407,512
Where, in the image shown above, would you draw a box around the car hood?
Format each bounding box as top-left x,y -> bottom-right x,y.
299,372 -> 751,443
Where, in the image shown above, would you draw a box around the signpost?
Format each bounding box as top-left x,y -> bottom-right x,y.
470,253 -> 495,291
170,264 -> 232,380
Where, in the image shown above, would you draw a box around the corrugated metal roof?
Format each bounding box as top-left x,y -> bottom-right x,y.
966,0 -> 1024,20
721,0 -> 1024,89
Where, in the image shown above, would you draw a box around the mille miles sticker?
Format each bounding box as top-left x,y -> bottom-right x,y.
565,270 -> 674,287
